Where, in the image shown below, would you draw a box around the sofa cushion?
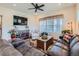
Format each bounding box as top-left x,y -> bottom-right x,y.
0,39 -> 22,56
12,41 -> 25,48
70,37 -> 79,56
16,43 -> 31,55
0,46 -> 22,56
71,42 -> 79,56
24,47 -> 45,56
47,42 -> 68,56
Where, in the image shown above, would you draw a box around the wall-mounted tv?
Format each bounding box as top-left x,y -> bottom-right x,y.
13,15 -> 28,25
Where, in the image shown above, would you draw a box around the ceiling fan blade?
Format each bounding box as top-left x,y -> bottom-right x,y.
31,3 -> 36,7
36,4 -> 38,7
38,8 -> 44,11
35,9 -> 37,12
28,8 -> 35,10
39,4 -> 44,7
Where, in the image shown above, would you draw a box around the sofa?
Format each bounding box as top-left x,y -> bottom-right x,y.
47,36 -> 79,56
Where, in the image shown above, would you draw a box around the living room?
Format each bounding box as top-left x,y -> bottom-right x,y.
0,3 -> 79,56
0,3 -> 76,39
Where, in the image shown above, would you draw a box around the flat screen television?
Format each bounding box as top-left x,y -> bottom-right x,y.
13,15 -> 28,25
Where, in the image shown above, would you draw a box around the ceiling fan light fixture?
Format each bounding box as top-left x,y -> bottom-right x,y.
28,3 -> 45,12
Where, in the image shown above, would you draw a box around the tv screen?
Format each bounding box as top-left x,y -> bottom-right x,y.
13,15 -> 27,25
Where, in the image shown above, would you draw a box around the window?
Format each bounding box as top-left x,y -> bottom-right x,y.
40,15 -> 63,34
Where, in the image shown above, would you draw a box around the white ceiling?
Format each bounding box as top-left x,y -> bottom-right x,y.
0,3 -> 75,15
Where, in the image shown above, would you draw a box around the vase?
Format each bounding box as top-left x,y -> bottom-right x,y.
11,34 -> 16,40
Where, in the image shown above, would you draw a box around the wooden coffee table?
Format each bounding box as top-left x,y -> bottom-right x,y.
37,36 -> 53,53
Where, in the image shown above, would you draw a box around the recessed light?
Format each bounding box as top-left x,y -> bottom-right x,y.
13,4 -> 16,6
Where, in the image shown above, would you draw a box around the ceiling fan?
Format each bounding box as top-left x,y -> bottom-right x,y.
28,3 -> 45,12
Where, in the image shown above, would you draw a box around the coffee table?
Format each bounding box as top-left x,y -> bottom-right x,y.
37,36 -> 53,53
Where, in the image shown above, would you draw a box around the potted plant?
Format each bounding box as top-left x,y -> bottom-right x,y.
62,30 -> 71,34
40,32 -> 48,39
